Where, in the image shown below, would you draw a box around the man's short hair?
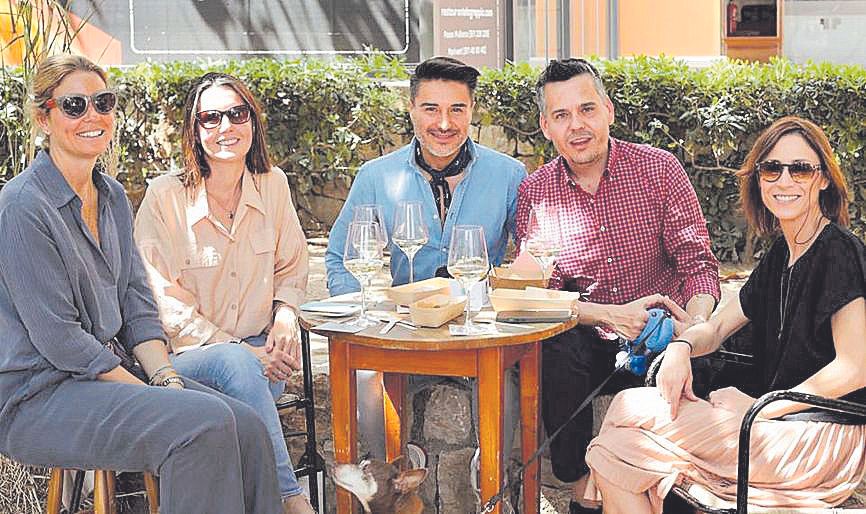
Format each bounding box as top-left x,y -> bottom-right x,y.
410,57 -> 481,103
535,58 -> 608,113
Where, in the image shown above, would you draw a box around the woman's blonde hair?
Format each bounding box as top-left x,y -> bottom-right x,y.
28,54 -> 117,175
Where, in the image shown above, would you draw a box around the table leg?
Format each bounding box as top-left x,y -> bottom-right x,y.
520,342 -> 542,514
329,339 -> 358,513
477,347 -> 505,514
383,372 -> 406,463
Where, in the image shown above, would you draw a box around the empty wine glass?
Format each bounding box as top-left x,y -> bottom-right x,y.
353,204 -> 388,249
343,221 -> 385,327
447,225 -> 489,335
525,206 -> 561,279
392,201 -> 429,283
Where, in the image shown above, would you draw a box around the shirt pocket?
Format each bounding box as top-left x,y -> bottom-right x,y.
250,228 -> 277,255
179,246 -> 222,295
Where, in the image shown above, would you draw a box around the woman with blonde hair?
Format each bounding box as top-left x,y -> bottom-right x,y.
0,54 -> 282,513
585,116 -> 866,513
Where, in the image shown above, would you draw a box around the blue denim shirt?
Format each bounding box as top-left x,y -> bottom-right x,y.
326,139 -> 527,295
0,150 -> 166,424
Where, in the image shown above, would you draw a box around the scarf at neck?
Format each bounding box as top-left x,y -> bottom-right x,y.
414,140 -> 470,220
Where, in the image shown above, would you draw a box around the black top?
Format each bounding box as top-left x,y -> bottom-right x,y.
739,223 -> 866,423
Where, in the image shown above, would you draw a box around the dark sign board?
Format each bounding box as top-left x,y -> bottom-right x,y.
433,0 -> 503,69
66,0 -> 420,64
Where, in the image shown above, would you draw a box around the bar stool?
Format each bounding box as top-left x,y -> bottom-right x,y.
275,327 -> 326,511
45,468 -> 158,514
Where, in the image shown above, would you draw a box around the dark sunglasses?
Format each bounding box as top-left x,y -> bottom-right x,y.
195,105 -> 252,129
44,90 -> 117,119
756,160 -> 822,183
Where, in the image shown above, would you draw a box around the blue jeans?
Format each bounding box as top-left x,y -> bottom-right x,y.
171,335 -> 303,499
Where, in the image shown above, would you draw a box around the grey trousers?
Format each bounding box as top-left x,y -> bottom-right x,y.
1,378 -> 282,514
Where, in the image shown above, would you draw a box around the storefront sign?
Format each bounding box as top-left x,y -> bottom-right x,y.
433,0 -> 503,68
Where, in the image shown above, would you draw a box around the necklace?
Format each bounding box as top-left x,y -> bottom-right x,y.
206,183 -> 242,220
778,261 -> 794,341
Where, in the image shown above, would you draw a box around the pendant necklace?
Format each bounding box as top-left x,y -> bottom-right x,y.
207,183 -> 242,220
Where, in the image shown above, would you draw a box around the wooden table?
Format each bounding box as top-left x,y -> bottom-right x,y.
301,296 -> 577,514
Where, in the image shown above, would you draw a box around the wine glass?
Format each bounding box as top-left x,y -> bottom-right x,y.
525,206 -> 561,279
343,221 -> 385,327
447,225 -> 490,335
353,204 -> 388,249
392,201 -> 429,283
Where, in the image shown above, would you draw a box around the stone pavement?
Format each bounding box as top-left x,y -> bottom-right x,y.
296,238 -> 748,513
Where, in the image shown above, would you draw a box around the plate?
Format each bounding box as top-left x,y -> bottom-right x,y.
300,301 -> 361,317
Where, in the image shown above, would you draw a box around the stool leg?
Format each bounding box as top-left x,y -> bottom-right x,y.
45,468 -> 63,514
93,470 -> 112,514
106,471 -> 117,514
143,472 -> 160,514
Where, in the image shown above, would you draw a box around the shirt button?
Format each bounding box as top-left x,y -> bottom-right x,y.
185,258 -> 191,265
612,287 -> 619,293
231,304 -> 237,310
230,271 -> 237,278
606,257 -> 613,264
600,226 -> 606,232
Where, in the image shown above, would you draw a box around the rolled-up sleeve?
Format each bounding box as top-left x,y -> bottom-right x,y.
272,173 -> 309,310
0,207 -> 120,378
660,155 -> 721,304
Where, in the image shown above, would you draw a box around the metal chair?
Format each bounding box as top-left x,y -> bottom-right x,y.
275,326 -> 327,512
45,468 -> 158,514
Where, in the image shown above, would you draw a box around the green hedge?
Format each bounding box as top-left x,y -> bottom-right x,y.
2,56 -> 865,262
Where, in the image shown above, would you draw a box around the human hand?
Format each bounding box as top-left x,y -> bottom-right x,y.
165,382 -> 184,391
244,343 -> 297,382
607,294 -> 673,340
655,342 -> 698,419
266,306 -> 301,372
708,387 -> 757,418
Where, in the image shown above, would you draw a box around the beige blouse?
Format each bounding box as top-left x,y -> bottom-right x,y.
134,168 -> 308,353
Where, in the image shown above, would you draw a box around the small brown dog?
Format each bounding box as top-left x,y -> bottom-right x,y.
332,458 -> 427,514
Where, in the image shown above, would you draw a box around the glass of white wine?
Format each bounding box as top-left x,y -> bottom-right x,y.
447,225 -> 490,335
392,201 -> 429,283
353,204 -> 388,250
525,206 -> 561,279
343,221 -> 385,326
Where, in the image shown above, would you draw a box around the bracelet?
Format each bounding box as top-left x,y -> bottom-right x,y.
148,364 -> 174,383
149,369 -> 179,387
160,375 -> 185,388
669,339 -> 694,354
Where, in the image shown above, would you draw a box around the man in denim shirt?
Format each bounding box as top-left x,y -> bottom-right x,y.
326,57 -> 526,293
325,57 -> 526,495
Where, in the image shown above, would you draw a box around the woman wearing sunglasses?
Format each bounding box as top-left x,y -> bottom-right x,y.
134,72 -> 313,514
583,116 -> 866,513
0,55 -> 283,513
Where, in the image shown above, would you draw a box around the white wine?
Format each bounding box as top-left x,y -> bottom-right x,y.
448,258 -> 488,283
344,257 -> 384,283
393,237 -> 428,258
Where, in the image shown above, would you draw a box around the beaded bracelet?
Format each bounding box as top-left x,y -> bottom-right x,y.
147,364 -> 174,384
159,375 -> 185,388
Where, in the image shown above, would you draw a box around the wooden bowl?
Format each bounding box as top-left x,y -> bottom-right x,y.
409,294 -> 467,328
488,266 -> 549,290
386,277 -> 452,306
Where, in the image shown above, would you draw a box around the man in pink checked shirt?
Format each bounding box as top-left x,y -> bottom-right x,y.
516,59 -> 721,514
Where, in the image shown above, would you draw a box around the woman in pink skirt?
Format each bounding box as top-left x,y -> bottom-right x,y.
585,116 -> 866,513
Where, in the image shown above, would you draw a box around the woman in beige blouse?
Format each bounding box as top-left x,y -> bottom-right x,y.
134,72 -> 313,514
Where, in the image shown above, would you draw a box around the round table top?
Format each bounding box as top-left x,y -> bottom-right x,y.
299,292 -> 579,351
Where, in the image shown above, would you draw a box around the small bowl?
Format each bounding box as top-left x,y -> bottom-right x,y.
488,266 -> 549,290
386,277 -> 452,306
488,287 -> 577,312
409,294 -> 467,328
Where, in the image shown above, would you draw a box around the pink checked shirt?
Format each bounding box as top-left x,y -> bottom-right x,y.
516,138 -> 720,308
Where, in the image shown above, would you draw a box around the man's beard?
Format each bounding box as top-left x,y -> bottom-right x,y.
417,132 -> 467,159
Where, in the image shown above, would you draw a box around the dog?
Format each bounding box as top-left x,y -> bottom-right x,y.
332,457 -> 427,514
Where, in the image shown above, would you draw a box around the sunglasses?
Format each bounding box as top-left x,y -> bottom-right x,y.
756,160 -> 822,183
44,90 -> 117,119
195,105 -> 252,129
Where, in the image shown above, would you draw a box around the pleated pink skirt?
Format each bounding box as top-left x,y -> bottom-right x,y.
585,387 -> 866,514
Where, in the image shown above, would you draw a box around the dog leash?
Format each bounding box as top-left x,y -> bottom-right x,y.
479,314 -> 670,513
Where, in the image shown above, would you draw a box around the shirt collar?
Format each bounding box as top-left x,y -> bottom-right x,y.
34,150 -> 110,208
555,137 -> 621,188
404,137 -> 478,174
186,170 -> 266,228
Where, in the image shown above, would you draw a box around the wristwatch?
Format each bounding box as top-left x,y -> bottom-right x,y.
160,375 -> 185,388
